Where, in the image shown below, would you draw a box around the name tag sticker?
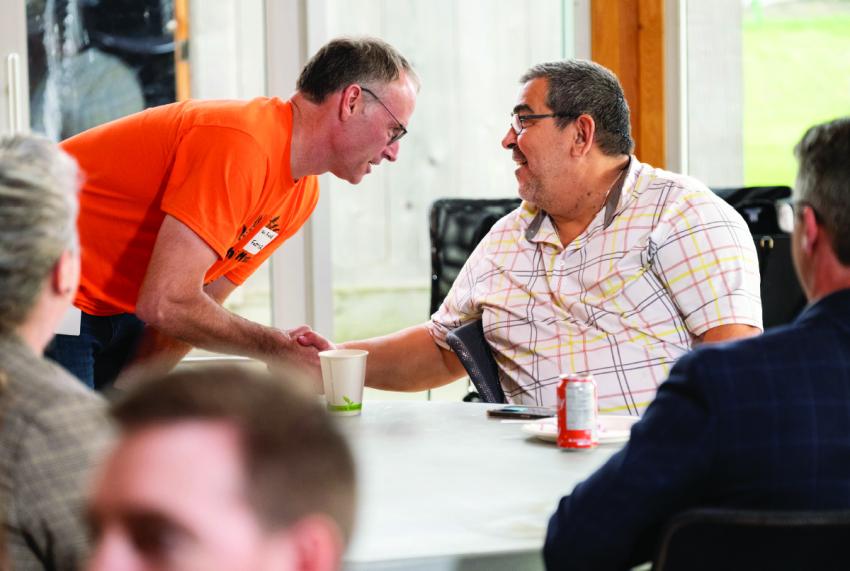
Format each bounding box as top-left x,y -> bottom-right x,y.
244,226 -> 278,255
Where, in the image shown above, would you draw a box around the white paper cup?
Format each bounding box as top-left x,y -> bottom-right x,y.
319,349 -> 368,416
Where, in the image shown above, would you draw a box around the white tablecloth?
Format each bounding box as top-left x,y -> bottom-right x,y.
340,401 -> 625,571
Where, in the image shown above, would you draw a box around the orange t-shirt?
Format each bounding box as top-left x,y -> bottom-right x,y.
62,98 -> 318,316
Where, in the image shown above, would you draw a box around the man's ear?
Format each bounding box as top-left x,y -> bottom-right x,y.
51,249 -> 79,297
338,84 -> 363,123
281,514 -> 345,571
571,114 -> 596,157
800,205 -> 819,254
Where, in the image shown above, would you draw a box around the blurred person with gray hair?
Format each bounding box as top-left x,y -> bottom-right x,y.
0,134 -> 112,570
87,366 -> 355,571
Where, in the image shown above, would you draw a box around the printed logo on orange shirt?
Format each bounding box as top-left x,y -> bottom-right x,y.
226,215 -> 281,263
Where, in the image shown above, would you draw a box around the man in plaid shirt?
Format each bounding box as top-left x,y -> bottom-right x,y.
299,59 -> 762,414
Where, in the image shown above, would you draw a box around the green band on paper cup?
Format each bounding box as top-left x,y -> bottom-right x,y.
327,402 -> 362,412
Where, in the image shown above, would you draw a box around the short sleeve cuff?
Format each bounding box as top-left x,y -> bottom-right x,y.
161,204 -> 229,259
683,292 -> 764,337
427,320 -> 452,351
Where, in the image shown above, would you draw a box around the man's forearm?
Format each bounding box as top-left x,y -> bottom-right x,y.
341,323 -> 466,391
697,323 -> 761,344
115,324 -> 193,387
136,290 -> 301,366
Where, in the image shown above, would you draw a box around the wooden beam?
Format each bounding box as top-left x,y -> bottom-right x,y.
637,0 -> 665,168
591,0 -> 665,168
174,0 -> 191,101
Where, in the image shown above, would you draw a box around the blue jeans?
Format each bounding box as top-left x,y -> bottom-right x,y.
45,312 -> 146,391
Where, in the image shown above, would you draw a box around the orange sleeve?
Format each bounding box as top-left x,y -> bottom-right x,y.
161,126 -> 268,258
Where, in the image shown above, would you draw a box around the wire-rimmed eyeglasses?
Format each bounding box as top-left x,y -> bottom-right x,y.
777,199 -> 824,234
361,86 -> 408,145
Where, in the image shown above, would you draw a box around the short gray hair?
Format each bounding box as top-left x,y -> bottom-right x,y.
794,117 -> 850,265
0,134 -> 79,332
296,36 -> 419,103
521,59 -> 634,156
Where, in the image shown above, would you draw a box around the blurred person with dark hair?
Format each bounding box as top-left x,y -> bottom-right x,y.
87,366 -> 355,571
0,134 -> 112,570
544,117 -> 850,570
46,36 -> 419,391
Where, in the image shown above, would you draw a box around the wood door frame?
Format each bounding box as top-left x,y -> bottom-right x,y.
174,0 -> 191,100
591,0 -> 665,168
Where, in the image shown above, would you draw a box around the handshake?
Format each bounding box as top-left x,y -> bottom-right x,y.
270,325 -> 336,384
283,326 -> 369,415
288,325 -> 336,353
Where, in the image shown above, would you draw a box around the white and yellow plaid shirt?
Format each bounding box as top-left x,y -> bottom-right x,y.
430,157 -> 762,414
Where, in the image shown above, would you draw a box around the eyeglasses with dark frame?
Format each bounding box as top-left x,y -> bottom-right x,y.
510,112 -> 573,135
779,199 -> 824,233
361,86 -> 408,145
792,200 -> 823,222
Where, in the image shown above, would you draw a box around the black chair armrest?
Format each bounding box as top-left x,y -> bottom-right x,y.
446,320 -> 506,404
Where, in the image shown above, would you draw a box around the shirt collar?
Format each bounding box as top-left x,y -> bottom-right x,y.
524,155 -> 636,245
602,155 -> 633,228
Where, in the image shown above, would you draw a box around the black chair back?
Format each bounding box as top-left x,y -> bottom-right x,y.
654,508 -> 850,571
714,186 -> 807,328
429,198 -> 521,316
446,320 -> 506,404
429,190 -> 804,329
429,189 -> 804,404
83,0 -> 177,107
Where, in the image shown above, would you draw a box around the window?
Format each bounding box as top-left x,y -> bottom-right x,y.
742,0 -> 850,185
683,0 -> 850,188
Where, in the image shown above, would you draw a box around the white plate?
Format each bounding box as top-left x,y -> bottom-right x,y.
521,415 -> 639,444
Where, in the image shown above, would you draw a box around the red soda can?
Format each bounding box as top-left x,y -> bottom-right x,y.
557,374 -> 598,449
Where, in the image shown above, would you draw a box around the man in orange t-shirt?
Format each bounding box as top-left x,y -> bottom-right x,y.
46,37 -> 419,390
